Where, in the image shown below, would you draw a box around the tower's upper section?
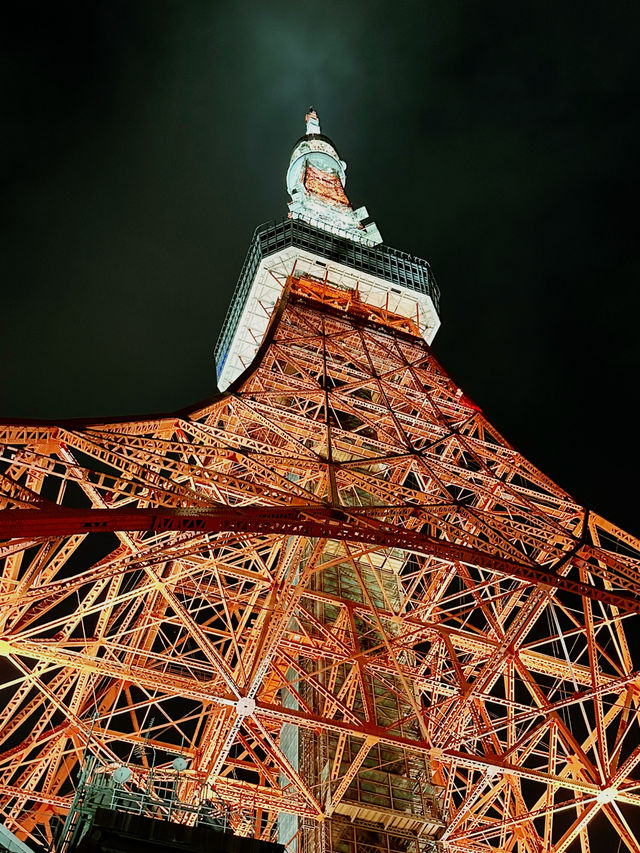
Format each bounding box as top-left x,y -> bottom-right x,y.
286,109 -> 382,246
214,109 -> 440,391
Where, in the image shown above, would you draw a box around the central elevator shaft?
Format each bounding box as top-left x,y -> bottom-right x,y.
274,519 -> 445,852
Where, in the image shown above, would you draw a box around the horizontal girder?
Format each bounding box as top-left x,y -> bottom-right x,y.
1,504 -> 638,614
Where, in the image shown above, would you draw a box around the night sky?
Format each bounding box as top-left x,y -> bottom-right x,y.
2,1 -> 639,536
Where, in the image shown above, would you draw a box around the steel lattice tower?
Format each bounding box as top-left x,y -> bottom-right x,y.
1,109 -> 639,853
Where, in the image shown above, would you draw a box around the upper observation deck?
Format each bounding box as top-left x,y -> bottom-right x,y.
214,218 -> 440,390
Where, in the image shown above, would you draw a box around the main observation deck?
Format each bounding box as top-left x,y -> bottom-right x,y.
214,218 -> 441,391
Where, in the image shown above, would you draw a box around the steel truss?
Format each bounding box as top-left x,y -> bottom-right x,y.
0,275 -> 639,852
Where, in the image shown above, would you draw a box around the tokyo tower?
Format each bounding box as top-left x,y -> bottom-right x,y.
1,108 -> 639,853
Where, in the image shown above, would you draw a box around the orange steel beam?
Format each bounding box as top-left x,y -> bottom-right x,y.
1,505 -> 638,614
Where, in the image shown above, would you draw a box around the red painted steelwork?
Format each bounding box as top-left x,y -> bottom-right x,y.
1,505 -> 638,614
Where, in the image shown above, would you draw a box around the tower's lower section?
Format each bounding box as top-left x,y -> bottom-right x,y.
0,268 -> 639,852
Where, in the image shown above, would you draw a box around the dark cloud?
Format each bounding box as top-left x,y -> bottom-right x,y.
1,0 -> 639,534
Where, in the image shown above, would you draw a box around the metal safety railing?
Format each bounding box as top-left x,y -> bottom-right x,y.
56,757 -> 229,853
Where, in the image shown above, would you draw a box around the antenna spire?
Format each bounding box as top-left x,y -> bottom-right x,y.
305,106 -> 321,135
286,107 -> 382,246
